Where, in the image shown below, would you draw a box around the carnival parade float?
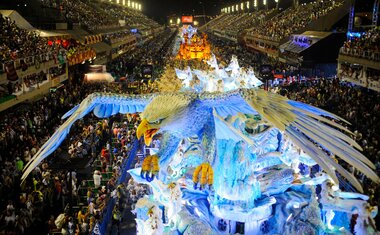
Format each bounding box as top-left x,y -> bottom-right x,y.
176,25 -> 211,60
21,54 -> 379,234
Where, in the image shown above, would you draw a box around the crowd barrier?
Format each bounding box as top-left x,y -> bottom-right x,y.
95,138 -> 140,235
340,47 -> 380,62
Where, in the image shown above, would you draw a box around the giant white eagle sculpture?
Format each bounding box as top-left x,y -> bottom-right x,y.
22,89 -> 379,192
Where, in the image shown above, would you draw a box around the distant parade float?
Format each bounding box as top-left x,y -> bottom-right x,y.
22,55 -> 379,234
176,25 -> 211,60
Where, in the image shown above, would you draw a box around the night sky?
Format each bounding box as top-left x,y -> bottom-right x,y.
139,0 -> 375,24
140,0 -> 225,23
0,0 -> 375,25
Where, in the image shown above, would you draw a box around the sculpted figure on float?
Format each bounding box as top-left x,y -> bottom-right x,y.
21,55 -> 379,234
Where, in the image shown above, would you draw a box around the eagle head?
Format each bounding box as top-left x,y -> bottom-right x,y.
137,94 -> 192,146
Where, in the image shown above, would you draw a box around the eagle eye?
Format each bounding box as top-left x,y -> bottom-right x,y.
149,118 -> 164,125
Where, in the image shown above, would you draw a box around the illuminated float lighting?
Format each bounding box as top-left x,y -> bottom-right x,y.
194,208 -> 202,217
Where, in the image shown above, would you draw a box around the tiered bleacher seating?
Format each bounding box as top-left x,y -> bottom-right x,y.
38,0 -> 162,34
202,10 -> 276,41
246,0 -> 345,42
93,1 -> 161,32
205,0 -> 346,45
338,28 -> 380,92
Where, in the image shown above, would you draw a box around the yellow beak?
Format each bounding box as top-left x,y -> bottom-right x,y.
137,119 -> 159,146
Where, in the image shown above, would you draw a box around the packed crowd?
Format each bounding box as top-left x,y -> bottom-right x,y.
247,0 -> 344,41
204,10 -> 275,36
107,28 -> 177,81
39,0 -> 160,32
0,83 -> 99,234
103,30 -> 134,45
39,0 -> 118,31
0,14 -> 54,67
208,33 -> 299,77
95,1 -> 160,30
0,81 -> 135,233
0,76 -> 159,234
340,28 -> 380,62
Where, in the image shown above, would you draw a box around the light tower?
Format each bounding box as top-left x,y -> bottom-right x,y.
373,0 -> 379,26
347,0 -> 355,37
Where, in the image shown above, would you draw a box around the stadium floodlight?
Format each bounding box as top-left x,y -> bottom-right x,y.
247,1 -> 250,9
241,2 -> 244,10
263,0 -> 267,5
128,0 -> 130,7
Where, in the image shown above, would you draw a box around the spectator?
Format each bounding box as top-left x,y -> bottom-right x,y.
93,170 -> 102,189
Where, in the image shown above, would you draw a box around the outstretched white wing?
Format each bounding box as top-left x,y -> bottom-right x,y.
241,88 -> 380,192
22,92 -> 154,181
200,89 -> 379,192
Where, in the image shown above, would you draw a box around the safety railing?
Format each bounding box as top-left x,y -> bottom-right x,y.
94,138 -> 140,235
